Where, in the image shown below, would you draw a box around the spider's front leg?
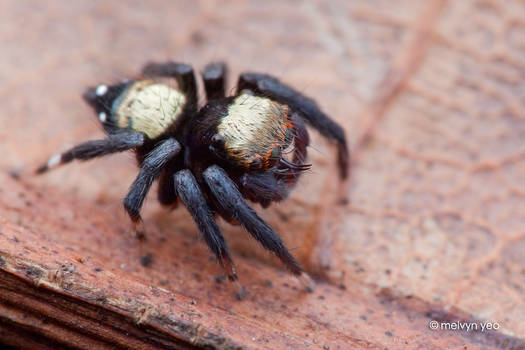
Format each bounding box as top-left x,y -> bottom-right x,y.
289,112 -> 309,165
203,165 -> 303,276
237,172 -> 289,208
272,112 -> 311,187
123,138 -> 181,239
36,131 -> 145,174
237,73 -> 349,179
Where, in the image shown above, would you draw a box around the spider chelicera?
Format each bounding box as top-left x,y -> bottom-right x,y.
37,61 -> 349,284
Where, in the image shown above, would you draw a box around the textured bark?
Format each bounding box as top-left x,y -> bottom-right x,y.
0,0 -> 524,349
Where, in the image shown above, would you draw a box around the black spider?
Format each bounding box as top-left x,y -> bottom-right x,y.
37,61 -> 349,283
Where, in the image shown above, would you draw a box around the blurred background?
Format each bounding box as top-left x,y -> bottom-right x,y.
1,0 -> 524,347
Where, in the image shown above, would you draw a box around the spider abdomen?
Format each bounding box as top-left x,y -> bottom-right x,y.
113,81 -> 187,139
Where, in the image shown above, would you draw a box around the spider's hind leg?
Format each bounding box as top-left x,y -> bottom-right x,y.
141,61 -> 198,109
202,62 -> 228,100
237,72 -> 349,179
36,131 -> 145,174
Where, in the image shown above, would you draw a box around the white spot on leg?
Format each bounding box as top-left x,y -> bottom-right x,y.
47,154 -> 62,168
95,84 -> 108,96
98,112 -> 107,122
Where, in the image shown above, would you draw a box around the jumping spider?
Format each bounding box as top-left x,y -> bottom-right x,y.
37,61 -> 349,284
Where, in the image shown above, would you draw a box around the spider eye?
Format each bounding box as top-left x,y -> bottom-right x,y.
270,145 -> 281,159
264,145 -> 281,168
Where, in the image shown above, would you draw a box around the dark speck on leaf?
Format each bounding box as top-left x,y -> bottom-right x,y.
8,169 -> 21,180
235,286 -> 247,301
140,253 -> 153,267
214,274 -> 226,284
338,197 -> 349,205
26,266 -> 42,279
190,31 -> 205,45
277,212 -> 289,222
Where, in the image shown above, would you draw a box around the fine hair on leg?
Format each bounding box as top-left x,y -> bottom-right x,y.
123,138 -> 181,225
203,165 -> 302,275
36,131 -> 145,174
202,62 -> 227,100
174,169 -> 237,280
141,61 -> 198,107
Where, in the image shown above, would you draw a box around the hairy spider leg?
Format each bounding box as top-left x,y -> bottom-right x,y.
289,113 -> 309,165
141,61 -> 198,110
36,131 -> 145,174
174,169 -> 238,281
237,73 -> 349,179
202,62 -> 227,100
203,165 -> 302,275
123,138 -> 181,239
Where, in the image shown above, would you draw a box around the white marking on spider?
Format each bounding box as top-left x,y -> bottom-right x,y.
47,154 -> 62,168
95,84 -> 108,96
98,112 -> 107,122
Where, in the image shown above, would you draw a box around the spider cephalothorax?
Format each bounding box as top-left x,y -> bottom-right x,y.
213,93 -> 293,170
37,61 -> 349,285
